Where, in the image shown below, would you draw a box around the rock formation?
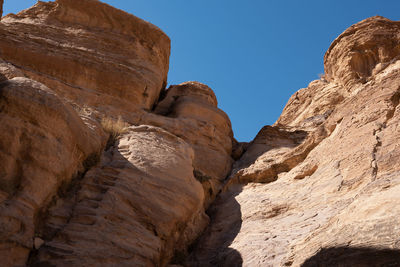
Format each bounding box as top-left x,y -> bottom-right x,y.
0,1 -> 232,265
187,16 -> 400,267
0,0 -> 399,266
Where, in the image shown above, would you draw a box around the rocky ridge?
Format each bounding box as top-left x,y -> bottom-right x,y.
0,1 -> 399,266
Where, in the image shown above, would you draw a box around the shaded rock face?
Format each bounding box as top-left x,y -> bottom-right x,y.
1,1 -> 400,266
0,75 -> 106,266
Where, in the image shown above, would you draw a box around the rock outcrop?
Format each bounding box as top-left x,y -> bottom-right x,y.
34,125 -> 208,266
324,16 -> 400,90
0,0 -> 170,119
144,81 -> 234,207
0,74 -> 105,266
0,1 -> 233,266
1,0 -> 400,266
188,16 -> 400,267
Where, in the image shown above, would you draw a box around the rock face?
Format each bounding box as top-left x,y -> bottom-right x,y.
0,1 -> 233,266
188,16 -> 400,267
34,125 -> 208,266
0,74 -> 105,266
324,16 -> 400,90
0,0 -> 170,119
1,0 -> 400,266
145,81 -> 234,207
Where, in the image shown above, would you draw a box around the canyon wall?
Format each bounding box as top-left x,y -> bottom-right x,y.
0,1 -> 400,266
188,16 -> 400,267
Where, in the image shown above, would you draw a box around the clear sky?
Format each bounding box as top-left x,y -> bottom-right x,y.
4,1 -> 400,141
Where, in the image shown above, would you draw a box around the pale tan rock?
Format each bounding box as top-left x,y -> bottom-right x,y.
144,81 -> 234,207
0,2 -> 233,266
275,80 -> 343,129
32,125 -> 208,266
0,0 -> 170,119
0,58 -> 25,81
189,16 -> 400,267
0,77 -> 105,265
324,16 -> 400,90
2,1 -> 400,266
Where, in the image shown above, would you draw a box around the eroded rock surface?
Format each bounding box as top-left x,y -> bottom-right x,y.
188,16 -> 400,267
0,1 -> 233,266
325,16 -> 400,90
0,76 -> 105,266
0,0 -> 170,119
144,81 -> 234,207
32,125 -> 208,266
1,1 -> 400,266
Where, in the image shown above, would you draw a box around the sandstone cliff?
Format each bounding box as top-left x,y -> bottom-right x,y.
187,16 -> 400,267
0,1 -> 232,266
0,1 -> 399,266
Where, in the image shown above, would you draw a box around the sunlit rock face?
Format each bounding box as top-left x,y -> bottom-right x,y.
324,16 -> 400,90
0,1 -> 235,266
0,0 -> 171,119
188,16 -> 400,267
1,0 -> 400,266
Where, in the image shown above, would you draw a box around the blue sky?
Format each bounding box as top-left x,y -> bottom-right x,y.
4,1 -> 400,141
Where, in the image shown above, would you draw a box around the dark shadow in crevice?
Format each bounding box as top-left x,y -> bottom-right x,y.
185,185 -> 243,267
301,246 -> 400,267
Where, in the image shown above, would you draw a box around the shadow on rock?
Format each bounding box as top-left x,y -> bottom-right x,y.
301,246 -> 400,267
186,184 -> 244,267
234,126 -> 309,172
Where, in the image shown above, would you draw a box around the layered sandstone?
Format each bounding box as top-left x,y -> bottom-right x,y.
33,125 -> 208,266
0,0 -> 170,119
0,74 -> 106,266
144,81 -> 234,207
188,16 -> 400,267
0,1 -> 233,266
1,0 -> 400,266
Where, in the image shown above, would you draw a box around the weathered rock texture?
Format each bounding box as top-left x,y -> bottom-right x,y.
0,0 -> 170,119
1,0 -> 400,266
145,81 -> 234,207
0,1 -> 233,266
188,16 -> 400,267
34,125 -> 208,266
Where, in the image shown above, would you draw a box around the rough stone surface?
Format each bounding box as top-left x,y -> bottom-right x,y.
188,17 -> 400,267
1,2 -> 400,266
0,76 -> 105,266
0,1 -> 233,266
0,0 -> 170,119
145,81 -> 234,207
324,16 -> 400,90
32,125 -> 208,266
